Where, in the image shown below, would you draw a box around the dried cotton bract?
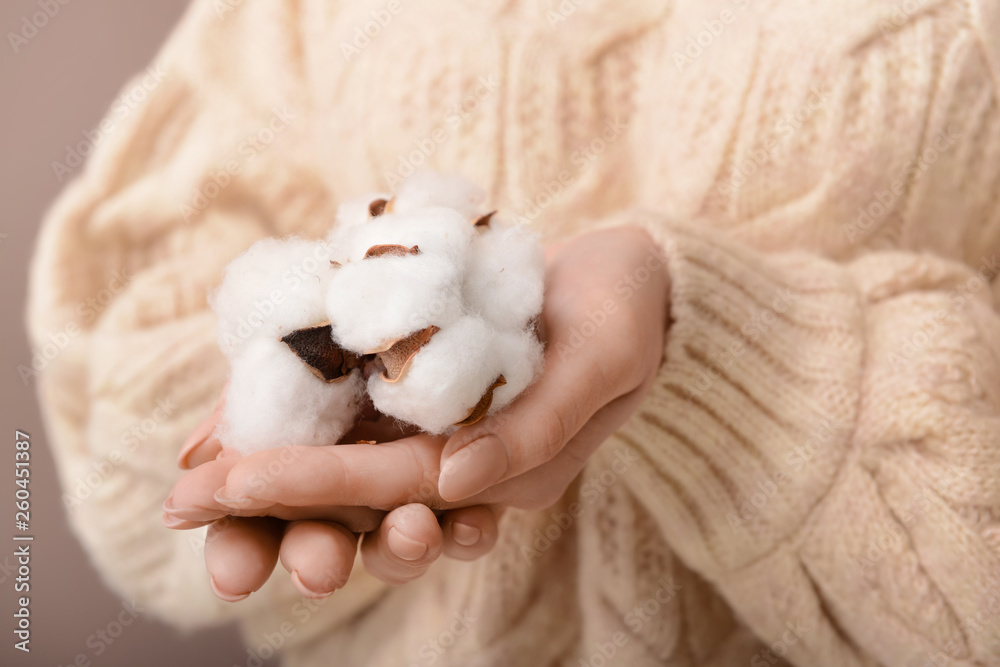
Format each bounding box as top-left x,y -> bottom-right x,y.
212,172 -> 545,453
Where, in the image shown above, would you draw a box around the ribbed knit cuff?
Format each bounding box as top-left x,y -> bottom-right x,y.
588,214 -> 1000,665
609,214 -> 865,577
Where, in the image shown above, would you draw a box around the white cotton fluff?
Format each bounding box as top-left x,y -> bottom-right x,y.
214,171 -> 545,450
218,337 -> 363,455
325,193 -> 391,244
366,318 -> 544,434
341,207 -> 475,263
366,316 -> 502,434
326,253 -> 465,353
213,237 -> 362,454
488,328 -> 545,412
389,171 -> 486,220
463,219 -> 545,330
212,237 -> 336,358
326,205 -> 476,352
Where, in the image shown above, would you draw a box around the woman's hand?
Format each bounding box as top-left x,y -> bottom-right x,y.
165,399 -> 501,599
163,224 -> 670,600
434,224 -> 670,507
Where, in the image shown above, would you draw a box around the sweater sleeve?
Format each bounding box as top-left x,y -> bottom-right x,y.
25,0 -> 388,637
608,214 -> 1000,666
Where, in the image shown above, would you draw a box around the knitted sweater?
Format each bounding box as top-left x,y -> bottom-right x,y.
26,0 -> 1000,665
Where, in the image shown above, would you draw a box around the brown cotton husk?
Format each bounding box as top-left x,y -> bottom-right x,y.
455,375 -> 507,426
363,244 -> 420,260
473,211 -> 496,229
368,198 -> 389,217
377,325 -> 440,382
280,322 -> 367,383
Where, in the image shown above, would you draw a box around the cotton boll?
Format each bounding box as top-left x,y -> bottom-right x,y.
343,207 -> 475,265
326,253 -> 465,353
464,220 -> 545,331
218,337 -> 363,455
216,172 -> 546,447
488,328 -> 544,413
390,171 -> 486,220
367,316 -> 503,434
213,237 -> 337,358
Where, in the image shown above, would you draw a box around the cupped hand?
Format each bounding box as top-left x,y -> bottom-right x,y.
164,224 -> 670,600
165,397 -> 501,600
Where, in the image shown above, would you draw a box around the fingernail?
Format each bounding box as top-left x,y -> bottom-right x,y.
177,423 -> 213,470
291,570 -> 335,600
438,434 -> 508,502
162,497 -> 224,522
161,512 -> 196,529
387,527 -> 428,561
451,522 -> 481,547
210,576 -> 249,602
213,488 -> 272,511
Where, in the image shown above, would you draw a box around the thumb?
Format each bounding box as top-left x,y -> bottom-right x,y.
437,340 -> 616,502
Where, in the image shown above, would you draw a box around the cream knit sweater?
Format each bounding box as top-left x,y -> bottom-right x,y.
27,0 -> 1000,665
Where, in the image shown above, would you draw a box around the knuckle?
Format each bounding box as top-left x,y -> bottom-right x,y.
597,319 -> 660,396
397,446 -> 435,507
604,310 -> 647,386
535,404 -> 568,463
225,461 -> 261,494
315,447 -> 350,489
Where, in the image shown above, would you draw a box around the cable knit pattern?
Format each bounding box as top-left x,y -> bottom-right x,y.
25,0 -> 1000,665
618,219 -> 1000,665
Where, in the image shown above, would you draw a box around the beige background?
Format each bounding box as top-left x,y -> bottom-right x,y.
0,1 -> 270,665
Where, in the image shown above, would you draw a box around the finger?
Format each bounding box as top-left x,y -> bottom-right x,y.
205,516 -> 283,602
361,503 -> 443,585
161,514 -> 215,530
163,450 -> 242,523
180,435 -> 224,472
165,496 -> 384,530
178,389 -> 227,470
279,521 -> 358,599
435,339 -> 608,502
243,503 -> 384,532
215,435 -> 448,511
171,446 -> 387,528
440,505 -> 501,561
473,387 -> 649,511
